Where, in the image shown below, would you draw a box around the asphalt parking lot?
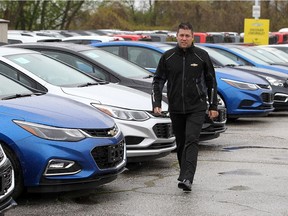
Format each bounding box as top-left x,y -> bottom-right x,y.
6,112 -> 288,216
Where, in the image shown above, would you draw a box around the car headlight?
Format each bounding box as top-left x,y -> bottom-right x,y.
264,76 -> 284,87
13,120 -> 86,141
221,78 -> 259,90
91,104 -> 150,121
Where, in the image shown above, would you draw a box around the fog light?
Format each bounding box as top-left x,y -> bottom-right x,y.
44,159 -> 81,176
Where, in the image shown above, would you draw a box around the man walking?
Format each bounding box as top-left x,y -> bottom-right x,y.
152,22 -> 218,192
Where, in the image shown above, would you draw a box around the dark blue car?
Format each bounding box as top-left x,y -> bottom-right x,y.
92,41 -> 274,119
0,73 -> 126,198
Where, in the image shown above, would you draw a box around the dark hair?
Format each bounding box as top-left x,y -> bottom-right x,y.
177,22 -> 193,32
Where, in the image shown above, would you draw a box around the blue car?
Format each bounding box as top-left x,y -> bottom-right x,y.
0,73 -> 126,198
92,41 -> 274,119
215,67 -> 274,118
198,45 -> 288,111
199,43 -> 288,74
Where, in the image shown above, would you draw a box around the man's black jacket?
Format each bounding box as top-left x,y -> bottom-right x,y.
152,44 -> 218,114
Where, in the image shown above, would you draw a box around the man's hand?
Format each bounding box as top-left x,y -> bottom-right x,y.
208,110 -> 218,119
153,107 -> 162,115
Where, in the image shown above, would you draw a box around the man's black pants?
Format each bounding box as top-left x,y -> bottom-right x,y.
170,111 -> 206,183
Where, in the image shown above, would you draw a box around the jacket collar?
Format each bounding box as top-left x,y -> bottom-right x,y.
176,43 -> 195,55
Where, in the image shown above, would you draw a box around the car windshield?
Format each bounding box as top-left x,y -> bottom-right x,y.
270,46 -> 288,54
242,47 -> 281,63
5,53 -> 98,87
228,47 -> 270,65
199,46 -> 241,66
0,74 -> 33,99
80,49 -> 153,78
255,47 -> 288,63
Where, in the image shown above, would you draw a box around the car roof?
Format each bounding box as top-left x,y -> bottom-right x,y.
0,46 -> 39,56
92,41 -> 175,50
5,42 -> 98,52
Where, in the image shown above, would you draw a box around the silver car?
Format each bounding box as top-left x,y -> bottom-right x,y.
0,47 -> 176,162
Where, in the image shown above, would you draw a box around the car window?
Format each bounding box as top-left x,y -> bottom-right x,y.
0,74 -> 33,98
81,49 -> 152,78
127,47 -> 161,69
100,46 -> 120,56
41,50 -> 109,81
0,61 -> 46,91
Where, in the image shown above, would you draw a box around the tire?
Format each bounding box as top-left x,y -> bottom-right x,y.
1,144 -> 25,199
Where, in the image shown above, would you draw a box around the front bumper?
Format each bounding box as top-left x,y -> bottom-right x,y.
28,166 -> 126,193
200,107 -> 227,141
114,116 -> 176,161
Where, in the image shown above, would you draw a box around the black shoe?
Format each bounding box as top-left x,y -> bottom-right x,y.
178,179 -> 192,191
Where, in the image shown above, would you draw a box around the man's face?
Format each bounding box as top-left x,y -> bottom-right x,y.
176,28 -> 194,49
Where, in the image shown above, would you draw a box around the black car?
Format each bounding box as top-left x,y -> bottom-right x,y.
6,42 -> 227,141
0,145 -> 16,215
199,45 -> 288,111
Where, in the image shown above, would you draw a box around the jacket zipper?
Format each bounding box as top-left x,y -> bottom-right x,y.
182,56 -> 185,112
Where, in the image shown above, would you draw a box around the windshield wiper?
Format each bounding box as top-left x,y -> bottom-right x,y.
143,74 -> 154,79
78,82 -> 99,87
2,93 -> 34,100
225,64 -> 237,67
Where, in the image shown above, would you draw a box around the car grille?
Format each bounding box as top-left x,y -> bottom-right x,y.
91,140 -> 125,169
261,92 -> 274,103
152,123 -> 174,138
274,93 -> 288,103
0,166 -> 13,196
81,125 -> 118,137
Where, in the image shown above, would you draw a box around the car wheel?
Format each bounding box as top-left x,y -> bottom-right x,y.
1,144 -> 25,199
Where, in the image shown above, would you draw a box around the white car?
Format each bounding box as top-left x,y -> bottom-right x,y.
8,33 -> 62,44
61,35 -> 124,44
0,47 -> 176,162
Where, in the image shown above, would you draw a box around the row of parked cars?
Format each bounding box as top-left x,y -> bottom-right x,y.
2,29 -> 288,212
90,41 -> 288,119
0,31 -> 228,209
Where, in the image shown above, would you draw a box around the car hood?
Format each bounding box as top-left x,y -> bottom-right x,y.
61,83 -> 168,111
0,94 -> 115,128
234,66 -> 288,80
215,67 -> 270,85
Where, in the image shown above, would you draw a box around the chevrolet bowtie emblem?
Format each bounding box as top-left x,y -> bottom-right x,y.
108,128 -> 117,136
191,63 -> 198,67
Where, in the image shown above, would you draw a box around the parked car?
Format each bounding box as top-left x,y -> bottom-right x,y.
200,43 -> 288,74
0,73 -> 127,198
260,44 -> 288,55
213,67 -> 274,119
61,35 -> 123,44
251,46 -> 288,63
236,46 -> 288,66
0,144 -> 16,214
198,45 -> 288,111
7,42 -> 227,141
91,41 -> 274,119
0,46 -> 175,163
7,32 -> 61,44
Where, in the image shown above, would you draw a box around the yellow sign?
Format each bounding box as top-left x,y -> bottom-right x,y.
244,19 -> 269,45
